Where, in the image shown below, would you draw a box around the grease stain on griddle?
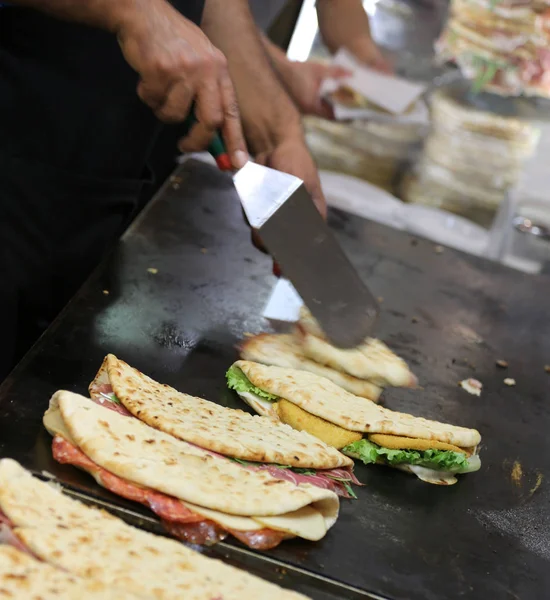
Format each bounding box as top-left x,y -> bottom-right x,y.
530,473 -> 544,497
511,461 -> 523,488
474,502 -> 550,561
152,321 -> 195,349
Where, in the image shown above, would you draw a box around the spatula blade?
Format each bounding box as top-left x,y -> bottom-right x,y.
233,162 -> 379,348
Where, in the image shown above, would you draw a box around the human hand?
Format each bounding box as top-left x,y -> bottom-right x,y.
282,61 -> 352,119
346,37 -> 393,74
116,0 -> 247,168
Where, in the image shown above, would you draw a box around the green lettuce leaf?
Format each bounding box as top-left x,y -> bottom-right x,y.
342,439 -> 476,474
226,366 -> 278,401
110,393 -> 121,405
99,391 -> 121,405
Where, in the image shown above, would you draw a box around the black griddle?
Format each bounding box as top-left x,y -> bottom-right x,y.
0,160 -> 549,600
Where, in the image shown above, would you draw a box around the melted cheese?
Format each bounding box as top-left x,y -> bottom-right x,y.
238,391 -> 279,420
398,464 -> 458,486
254,505 -> 326,541
182,502 -> 262,531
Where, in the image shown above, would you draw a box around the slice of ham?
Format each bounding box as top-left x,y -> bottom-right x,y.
52,436 -> 293,549
88,382 -> 133,417
52,436 -> 226,545
244,465 -> 362,499
87,383 -> 362,497
226,528 -> 292,551
0,523 -> 34,555
0,511 -> 36,556
160,520 -> 227,547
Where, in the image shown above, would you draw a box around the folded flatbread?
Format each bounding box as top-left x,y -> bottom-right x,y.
0,459 -> 308,600
0,546 -> 141,600
228,361 -> 482,486
240,333 -> 382,401
297,307 -> 417,388
44,391 -> 339,549
87,354 -> 359,500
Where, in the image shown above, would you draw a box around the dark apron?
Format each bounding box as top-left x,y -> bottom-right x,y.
0,2 -> 205,377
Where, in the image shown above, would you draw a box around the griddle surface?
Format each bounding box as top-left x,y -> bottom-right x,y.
1,161 -> 549,600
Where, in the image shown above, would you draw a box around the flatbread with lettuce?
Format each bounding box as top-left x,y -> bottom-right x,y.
227,361 -> 481,486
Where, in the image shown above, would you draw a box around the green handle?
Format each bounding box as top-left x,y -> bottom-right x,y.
183,112 -> 232,171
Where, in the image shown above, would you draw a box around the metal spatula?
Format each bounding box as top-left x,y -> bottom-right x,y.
195,125 -> 380,348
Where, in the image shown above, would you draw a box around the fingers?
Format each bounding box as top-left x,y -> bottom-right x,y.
326,65 -> 353,79
311,189 -> 328,220
171,52 -> 247,166
250,229 -> 268,254
178,75 -> 220,153
312,97 -> 335,120
219,72 -> 248,169
301,169 -> 328,219
152,79 -> 195,123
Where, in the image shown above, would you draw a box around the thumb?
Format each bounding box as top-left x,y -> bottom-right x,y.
326,65 -> 353,79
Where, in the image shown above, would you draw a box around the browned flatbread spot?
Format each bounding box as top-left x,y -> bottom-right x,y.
367,433 -> 469,455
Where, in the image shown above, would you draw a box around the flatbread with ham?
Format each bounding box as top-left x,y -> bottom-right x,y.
43,391 -> 340,549
87,354 -> 360,500
0,459 -> 309,600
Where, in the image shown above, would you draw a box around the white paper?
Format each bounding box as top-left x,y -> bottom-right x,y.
332,98 -> 429,125
320,48 -> 427,116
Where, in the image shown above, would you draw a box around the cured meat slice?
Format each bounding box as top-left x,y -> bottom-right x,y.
247,464 -> 362,498
226,528 -> 291,551
51,436 -> 292,549
161,520 -> 227,546
88,379 -> 362,497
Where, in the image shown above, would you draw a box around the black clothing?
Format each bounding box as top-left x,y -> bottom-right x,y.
0,1 -> 205,378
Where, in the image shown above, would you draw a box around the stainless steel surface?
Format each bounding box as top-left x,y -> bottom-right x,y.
233,161 -> 302,228
233,161 -> 380,347
513,216 -> 550,241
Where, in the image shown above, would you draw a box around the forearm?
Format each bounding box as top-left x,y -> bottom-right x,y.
8,0 -> 142,32
261,34 -> 290,73
201,0 -> 303,153
316,0 -> 372,53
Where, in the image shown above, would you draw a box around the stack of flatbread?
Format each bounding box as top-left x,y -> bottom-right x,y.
44,389 -> 341,550
436,0 -> 550,98
402,85 -> 539,226
227,362 -> 481,486
0,459 -> 308,599
240,307 -> 416,403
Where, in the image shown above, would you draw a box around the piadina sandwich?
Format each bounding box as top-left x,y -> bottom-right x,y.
227,361 -> 481,486
0,459 -> 308,600
85,354 -> 361,499
0,546 -> 139,600
295,307 -> 417,388
240,333 -> 384,401
44,390 -> 340,550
